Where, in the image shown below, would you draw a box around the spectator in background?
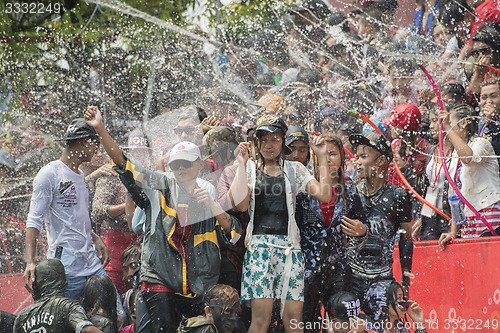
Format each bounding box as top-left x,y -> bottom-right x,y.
14,259 -> 105,333
177,284 -> 241,333
83,275 -> 119,333
363,281 -> 426,333
478,78 -> 500,168
383,60 -> 419,111
438,104 -> 500,247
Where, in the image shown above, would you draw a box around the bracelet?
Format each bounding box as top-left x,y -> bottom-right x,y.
415,326 -> 427,333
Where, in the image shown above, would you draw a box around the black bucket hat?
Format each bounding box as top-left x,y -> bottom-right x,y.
285,126 -> 310,146
56,118 -> 98,141
349,131 -> 393,162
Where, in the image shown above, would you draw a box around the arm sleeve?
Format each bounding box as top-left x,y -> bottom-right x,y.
295,162 -> 315,193
397,189 -> 413,285
113,154 -> 167,209
131,206 -> 146,234
468,138 -> 495,165
217,214 -> 242,245
26,168 -> 53,231
91,176 -> 114,224
67,303 -> 95,333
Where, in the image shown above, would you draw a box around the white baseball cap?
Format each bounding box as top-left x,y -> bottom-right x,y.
169,141 -> 202,164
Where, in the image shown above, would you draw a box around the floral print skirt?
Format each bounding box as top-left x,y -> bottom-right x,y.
241,234 -> 304,304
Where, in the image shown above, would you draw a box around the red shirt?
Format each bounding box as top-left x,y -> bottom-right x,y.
320,187 -> 339,226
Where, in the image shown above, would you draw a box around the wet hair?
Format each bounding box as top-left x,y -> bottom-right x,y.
369,0 -> 399,13
388,58 -> 416,75
441,82 -> 467,104
480,77 -> 500,91
326,12 -> 350,33
359,8 -> 385,31
82,275 -> 117,321
449,104 -> 478,142
204,284 -> 239,308
121,242 -> 142,265
438,0 -> 473,28
472,22 -> 500,65
178,105 -> 207,124
314,134 -> 348,205
387,281 -> 404,320
254,130 -> 287,171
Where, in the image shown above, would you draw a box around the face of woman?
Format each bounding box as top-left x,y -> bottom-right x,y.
259,132 -> 283,162
326,142 -> 342,176
388,288 -> 407,319
429,112 -> 440,140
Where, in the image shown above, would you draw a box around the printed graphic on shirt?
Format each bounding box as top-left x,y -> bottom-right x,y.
56,181 -> 77,208
22,312 -> 54,332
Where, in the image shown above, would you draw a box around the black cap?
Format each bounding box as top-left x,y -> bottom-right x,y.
57,118 -> 98,141
254,114 -> 288,135
325,292 -> 361,322
286,126 -> 310,146
349,132 -> 393,162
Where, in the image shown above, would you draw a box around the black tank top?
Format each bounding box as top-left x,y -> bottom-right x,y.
253,170 -> 288,235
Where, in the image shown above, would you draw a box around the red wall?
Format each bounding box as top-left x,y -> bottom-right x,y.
393,237 -> 500,333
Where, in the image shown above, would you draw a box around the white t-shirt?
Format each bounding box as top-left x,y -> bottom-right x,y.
27,160 -> 102,276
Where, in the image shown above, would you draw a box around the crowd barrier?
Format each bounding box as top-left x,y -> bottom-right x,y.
393,237 -> 500,333
1,237 -> 499,333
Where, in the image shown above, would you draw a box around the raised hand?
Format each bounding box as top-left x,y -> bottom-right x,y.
310,135 -> 327,157
235,142 -> 250,166
84,106 -> 104,129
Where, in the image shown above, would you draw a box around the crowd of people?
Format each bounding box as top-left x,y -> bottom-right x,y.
1,0 -> 500,332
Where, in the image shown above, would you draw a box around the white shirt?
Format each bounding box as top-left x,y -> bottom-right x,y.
26,160 -> 102,276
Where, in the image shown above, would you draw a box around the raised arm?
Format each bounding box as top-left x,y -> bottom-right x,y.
84,106 -> 126,168
306,136 -> 333,203
228,142 -> 250,212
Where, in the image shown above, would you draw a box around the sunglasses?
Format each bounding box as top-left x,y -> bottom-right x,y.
174,126 -> 197,135
471,47 -> 493,58
285,113 -> 300,121
170,160 -> 194,171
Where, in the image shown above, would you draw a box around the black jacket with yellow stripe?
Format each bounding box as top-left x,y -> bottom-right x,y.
115,156 -> 241,299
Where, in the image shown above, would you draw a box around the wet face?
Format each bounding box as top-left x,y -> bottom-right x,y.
210,297 -> 241,333
122,254 -> 140,284
287,140 -> 309,164
389,288 -> 407,319
471,41 -> 493,62
432,25 -> 451,48
80,137 -> 100,162
326,142 -> 342,176
175,118 -> 199,142
389,67 -> 412,95
171,159 -> 202,184
480,84 -> 500,120
429,112 -> 440,140
258,132 -> 283,162
283,105 -> 302,127
354,145 -> 385,180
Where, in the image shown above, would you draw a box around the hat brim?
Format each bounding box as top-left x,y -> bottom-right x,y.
382,114 -> 397,127
55,134 -> 98,142
168,153 -> 200,164
255,125 -> 283,134
285,136 -> 308,146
